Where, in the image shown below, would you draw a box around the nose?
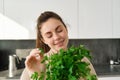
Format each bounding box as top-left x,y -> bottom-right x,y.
53,33 -> 60,40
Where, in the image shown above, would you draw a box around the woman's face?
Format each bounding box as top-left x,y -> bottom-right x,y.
40,18 -> 68,52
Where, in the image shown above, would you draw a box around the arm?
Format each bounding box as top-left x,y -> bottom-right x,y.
82,57 -> 97,75
20,68 -> 30,80
81,57 -> 98,80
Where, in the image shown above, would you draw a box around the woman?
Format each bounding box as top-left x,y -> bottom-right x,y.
20,11 -> 97,80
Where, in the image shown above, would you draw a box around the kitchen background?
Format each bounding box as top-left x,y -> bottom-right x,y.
0,0 -> 120,80
0,39 -> 120,71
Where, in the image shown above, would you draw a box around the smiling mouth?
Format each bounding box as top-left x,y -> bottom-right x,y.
55,39 -> 64,46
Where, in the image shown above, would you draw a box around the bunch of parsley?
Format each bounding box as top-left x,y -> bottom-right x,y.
31,45 -> 97,80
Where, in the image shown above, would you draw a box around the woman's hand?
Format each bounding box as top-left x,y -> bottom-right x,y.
25,48 -> 45,77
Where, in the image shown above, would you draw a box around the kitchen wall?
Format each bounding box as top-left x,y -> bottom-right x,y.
0,0 -> 120,39
0,40 -> 35,71
0,39 -> 120,71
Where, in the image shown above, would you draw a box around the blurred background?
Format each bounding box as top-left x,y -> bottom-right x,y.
0,0 -> 120,80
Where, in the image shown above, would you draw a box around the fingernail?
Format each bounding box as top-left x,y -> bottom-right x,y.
36,53 -> 39,56
36,48 -> 39,50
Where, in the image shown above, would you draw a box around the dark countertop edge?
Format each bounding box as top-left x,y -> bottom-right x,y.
98,75 -> 120,78
94,64 -> 120,77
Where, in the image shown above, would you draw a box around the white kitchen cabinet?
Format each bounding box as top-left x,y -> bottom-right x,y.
0,0 -> 4,39
112,0 -> 120,38
98,76 -> 120,80
0,0 -> 3,13
1,0 -> 120,39
3,0 -> 78,39
78,0 -> 113,38
0,0 -> 3,25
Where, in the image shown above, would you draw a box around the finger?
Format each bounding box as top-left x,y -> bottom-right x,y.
25,55 -> 31,68
36,48 -> 39,51
36,48 -> 42,55
35,53 -> 41,60
30,48 -> 41,56
25,55 -> 38,69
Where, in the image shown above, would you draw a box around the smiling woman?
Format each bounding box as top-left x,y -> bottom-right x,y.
40,18 -> 68,53
0,13 -> 29,39
20,11 -> 97,80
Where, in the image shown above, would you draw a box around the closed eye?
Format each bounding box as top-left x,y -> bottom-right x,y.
45,32 -> 52,38
56,26 -> 63,33
57,29 -> 63,33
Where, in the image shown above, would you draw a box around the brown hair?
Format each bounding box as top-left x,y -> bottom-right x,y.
36,11 -> 67,53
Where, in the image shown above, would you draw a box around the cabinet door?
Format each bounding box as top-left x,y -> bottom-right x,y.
4,0 -> 78,39
79,0 -> 112,38
0,0 -> 3,13
0,0 -> 4,39
113,0 -> 120,38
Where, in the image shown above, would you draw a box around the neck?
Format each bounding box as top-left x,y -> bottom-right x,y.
50,47 -> 67,53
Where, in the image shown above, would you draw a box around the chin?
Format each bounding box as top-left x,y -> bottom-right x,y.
57,46 -> 67,51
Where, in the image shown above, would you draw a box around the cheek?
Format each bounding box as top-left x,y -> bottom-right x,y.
44,38 -> 53,46
62,31 -> 68,38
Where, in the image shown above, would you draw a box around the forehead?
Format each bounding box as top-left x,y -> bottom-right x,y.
40,18 -> 63,33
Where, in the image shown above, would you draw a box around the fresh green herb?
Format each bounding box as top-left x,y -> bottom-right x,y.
39,48 -> 44,55
31,72 -> 39,80
31,45 -> 97,80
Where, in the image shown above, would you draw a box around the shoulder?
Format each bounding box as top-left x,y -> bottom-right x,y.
82,57 -> 91,63
82,57 -> 97,75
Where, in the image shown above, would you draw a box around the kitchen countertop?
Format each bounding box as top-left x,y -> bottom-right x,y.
94,64 -> 120,77
0,64 -> 120,79
0,69 -> 24,80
